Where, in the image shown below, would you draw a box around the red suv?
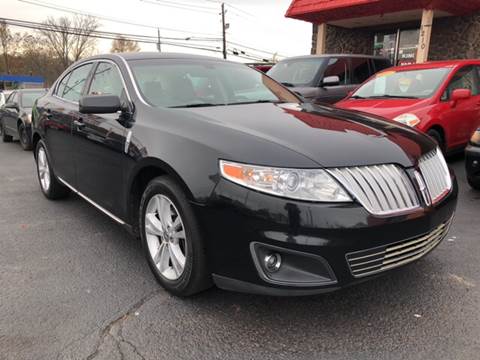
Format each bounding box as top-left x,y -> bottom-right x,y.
336,60 -> 480,153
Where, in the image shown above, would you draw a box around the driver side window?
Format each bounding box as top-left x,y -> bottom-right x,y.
442,66 -> 479,101
88,62 -> 125,98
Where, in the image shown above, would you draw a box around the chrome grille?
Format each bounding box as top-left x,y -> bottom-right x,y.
328,164 -> 420,216
346,218 -> 452,278
418,148 -> 452,204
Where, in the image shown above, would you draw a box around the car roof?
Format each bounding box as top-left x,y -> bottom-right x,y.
381,59 -> 480,72
277,54 -> 390,61
86,52 -> 233,63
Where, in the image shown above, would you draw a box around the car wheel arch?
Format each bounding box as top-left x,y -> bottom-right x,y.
32,133 -> 42,157
427,125 -> 446,148
127,158 -> 195,233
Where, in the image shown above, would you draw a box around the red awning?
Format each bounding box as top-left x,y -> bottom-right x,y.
285,0 -> 480,23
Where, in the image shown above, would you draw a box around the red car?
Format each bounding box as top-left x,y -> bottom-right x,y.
336,60 -> 480,153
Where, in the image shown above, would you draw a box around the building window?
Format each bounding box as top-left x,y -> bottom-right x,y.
374,29 -> 420,66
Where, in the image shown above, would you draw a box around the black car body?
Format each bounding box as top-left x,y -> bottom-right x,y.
32,53 -> 456,297
267,54 -> 391,104
0,88 -> 47,150
466,128 -> 480,189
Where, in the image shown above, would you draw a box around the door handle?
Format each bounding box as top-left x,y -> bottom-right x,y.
74,119 -> 85,130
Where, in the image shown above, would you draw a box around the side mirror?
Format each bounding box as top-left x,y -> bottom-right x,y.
79,95 -> 121,114
451,88 -> 471,102
322,75 -> 340,87
5,102 -> 19,111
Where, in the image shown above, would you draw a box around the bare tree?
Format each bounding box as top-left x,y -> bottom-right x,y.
0,21 -> 23,73
39,15 -> 99,69
111,36 -> 141,53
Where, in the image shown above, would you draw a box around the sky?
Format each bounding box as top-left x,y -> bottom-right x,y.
2,0 -> 312,62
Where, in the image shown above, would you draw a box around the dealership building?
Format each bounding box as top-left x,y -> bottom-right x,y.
286,0 -> 480,65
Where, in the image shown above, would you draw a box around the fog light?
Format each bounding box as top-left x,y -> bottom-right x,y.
264,253 -> 282,273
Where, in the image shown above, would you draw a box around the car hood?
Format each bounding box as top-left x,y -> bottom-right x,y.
336,98 -> 431,119
171,102 -> 435,168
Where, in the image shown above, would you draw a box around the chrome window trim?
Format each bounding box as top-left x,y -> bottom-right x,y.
57,177 -> 126,225
113,54 -> 150,106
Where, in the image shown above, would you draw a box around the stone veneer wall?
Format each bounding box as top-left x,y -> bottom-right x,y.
311,24 -> 374,55
311,11 -> 480,60
429,12 -> 480,60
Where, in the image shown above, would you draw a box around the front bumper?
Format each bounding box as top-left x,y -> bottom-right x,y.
194,176 -> 458,296
466,144 -> 480,180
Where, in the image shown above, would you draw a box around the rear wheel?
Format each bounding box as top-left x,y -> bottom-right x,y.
139,176 -> 211,296
35,140 -> 70,199
1,120 -> 13,143
427,129 -> 445,153
18,123 -> 32,151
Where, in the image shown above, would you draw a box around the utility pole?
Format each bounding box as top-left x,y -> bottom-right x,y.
157,27 -> 161,52
221,2 -> 227,59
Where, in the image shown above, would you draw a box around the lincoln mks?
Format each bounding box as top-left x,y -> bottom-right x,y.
32,53 -> 457,296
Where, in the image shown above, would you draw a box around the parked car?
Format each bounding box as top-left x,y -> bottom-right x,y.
0,92 -> 6,107
32,52 -> 456,297
247,62 -> 274,73
267,54 -> 391,104
0,88 -> 47,150
336,60 -> 480,154
466,128 -> 480,189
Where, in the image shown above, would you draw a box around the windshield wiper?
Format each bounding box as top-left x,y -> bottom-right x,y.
170,103 -> 221,108
281,82 -> 295,87
367,95 -> 420,99
349,95 -> 366,99
228,100 -> 284,106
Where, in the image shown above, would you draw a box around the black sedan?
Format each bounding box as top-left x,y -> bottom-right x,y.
31,53 -> 457,297
0,88 -> 47,150
466,128 -> 480,189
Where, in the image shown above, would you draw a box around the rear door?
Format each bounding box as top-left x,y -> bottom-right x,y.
438,65 -> 480,147
73,61 -> 129,218
44,62 -> 94,187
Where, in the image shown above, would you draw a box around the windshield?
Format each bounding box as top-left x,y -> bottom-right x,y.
267,58 -> 326,87
352,68 -> 451,99
21,91 -> 46,108
128,59 -> 299,108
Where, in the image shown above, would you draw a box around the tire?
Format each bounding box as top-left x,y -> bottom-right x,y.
18,123 -> 32,151
139,176 -> 212,296
35,140 -> 70,200
427,129 -> 445,153
1,120 -> 13,143
467,176 -> 480,190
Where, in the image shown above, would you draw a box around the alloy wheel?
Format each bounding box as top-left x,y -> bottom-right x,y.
37,147 -> 51,192
145,194 -> 187,281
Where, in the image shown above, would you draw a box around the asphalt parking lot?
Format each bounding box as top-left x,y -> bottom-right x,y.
0,139 -> 479,360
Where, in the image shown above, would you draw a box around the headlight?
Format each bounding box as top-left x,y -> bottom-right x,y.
471,129 -> 480,145
219,160 -> 352,202
393,113 -> 421,127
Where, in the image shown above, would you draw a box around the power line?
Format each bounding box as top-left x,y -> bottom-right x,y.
139,0 -> 218,15
0,17 -> 224,55
17,0 -> 221,36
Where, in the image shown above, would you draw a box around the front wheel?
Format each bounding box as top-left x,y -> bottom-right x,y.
468,176 -> 480,190
427,129 -> 446,153
139,176 -> 212,296
18,123 -> 32,151
35,140 -> 70,199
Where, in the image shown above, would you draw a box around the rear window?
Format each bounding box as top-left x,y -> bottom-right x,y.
21,91 -> 47,108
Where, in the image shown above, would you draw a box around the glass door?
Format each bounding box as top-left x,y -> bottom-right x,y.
374,29 -> 420,66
